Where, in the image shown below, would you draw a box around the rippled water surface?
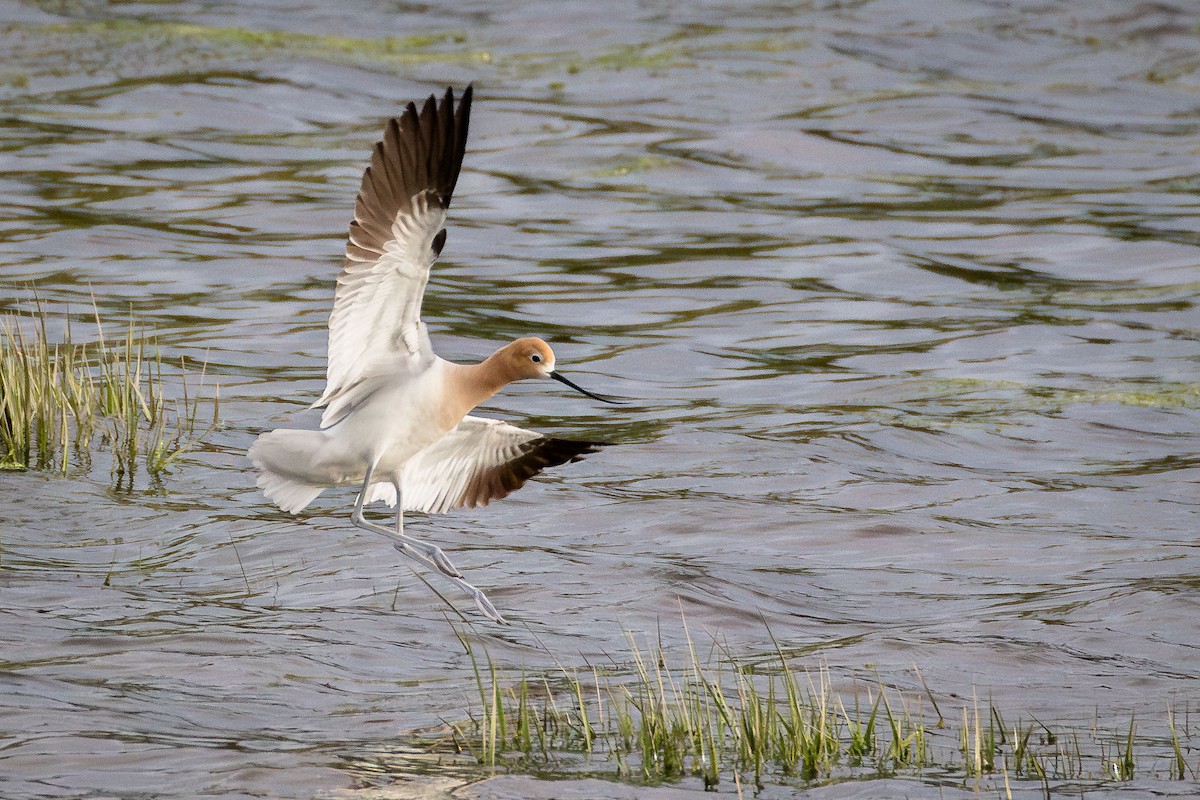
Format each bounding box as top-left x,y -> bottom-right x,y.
2,1 -> 1199,797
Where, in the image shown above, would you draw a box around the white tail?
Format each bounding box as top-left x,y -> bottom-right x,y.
248,429 -> 328,514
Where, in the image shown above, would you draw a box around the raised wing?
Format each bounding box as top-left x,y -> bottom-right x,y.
389,416 -> 603,514
314,86 -> 473,426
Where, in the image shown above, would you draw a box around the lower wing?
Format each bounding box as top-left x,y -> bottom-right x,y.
385,415 -> 603,513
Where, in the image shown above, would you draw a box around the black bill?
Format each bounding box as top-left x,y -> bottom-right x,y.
550,371 -> 625,404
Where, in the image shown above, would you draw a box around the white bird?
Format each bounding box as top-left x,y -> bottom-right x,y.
248,86 -> 620,622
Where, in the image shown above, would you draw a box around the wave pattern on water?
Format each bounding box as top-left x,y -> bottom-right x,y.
1,1 -> 1198,798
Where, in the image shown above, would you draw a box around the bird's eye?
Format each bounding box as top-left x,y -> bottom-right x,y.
530,354 -> 542,363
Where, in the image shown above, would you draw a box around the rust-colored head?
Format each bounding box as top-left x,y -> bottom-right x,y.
488,337 -> 623,403
495,336 -> 556,381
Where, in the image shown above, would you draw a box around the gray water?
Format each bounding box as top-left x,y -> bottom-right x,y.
1,1 -> 1198,798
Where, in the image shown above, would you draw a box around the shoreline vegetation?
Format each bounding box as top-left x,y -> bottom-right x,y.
405,623 -> 1197,797
0,303 -> 218,490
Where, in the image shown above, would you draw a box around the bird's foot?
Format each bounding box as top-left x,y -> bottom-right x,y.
471,587 -> 506,624
392,543 -> 505,623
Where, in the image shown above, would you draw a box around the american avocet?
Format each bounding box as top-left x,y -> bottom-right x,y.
248,86 -> 620,623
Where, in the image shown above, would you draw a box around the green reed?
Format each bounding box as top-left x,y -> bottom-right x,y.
880,686 -> 928,772
0,305 -> 218,486
430,629 -> 1199,792
1168,704 -> 1192,781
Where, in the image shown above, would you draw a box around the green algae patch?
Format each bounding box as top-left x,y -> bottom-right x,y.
591,156 -> 678,178
11,18 -> 486,74
131,21 -> 481,65
3,16 -> 816,83
858,377 -> 1200,434
1030,382 -> 1200,409
933,377 -> 1200,412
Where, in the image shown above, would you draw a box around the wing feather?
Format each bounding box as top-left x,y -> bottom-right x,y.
315,86 -> 473,420
398,416 -> 603,514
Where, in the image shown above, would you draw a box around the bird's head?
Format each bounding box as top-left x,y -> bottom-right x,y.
497,337 -> 623,404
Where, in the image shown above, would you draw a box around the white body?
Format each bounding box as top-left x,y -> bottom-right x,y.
249,359 -> 459,512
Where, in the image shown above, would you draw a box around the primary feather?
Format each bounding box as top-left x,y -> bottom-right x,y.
315,86 -> 473,427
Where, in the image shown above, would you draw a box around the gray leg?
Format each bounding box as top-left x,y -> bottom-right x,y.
349,472 -> 463,579
349,465 -> 506,623
392,503 -> 463,578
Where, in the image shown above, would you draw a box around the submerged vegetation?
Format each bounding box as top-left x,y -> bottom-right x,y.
0,305 -> 218,489
3,15 -> 800,84
416,626 -> 1199,795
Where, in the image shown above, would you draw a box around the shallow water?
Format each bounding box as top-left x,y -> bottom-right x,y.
2,0 -> 1199,797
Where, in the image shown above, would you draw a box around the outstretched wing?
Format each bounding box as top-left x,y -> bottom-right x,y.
314,85 -> 473,427
390,416 -> 603,514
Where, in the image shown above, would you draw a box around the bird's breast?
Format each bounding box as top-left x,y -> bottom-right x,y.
335,361 -> 473,475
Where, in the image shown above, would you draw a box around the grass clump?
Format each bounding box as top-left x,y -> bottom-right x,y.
0,304 -> 217,488
420,627 -> 1200,794
435,630 -> 934,791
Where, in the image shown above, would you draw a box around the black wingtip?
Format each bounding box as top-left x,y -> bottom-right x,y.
347,87 -> 474,258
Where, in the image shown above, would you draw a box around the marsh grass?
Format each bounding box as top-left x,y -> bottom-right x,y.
426,629 -> 1199,793
1168,704 -> 1193,780
0,304 -> 218,487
